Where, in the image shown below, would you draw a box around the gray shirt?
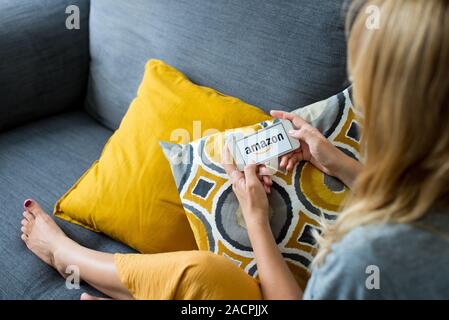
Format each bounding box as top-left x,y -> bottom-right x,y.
303,208 -> 449,299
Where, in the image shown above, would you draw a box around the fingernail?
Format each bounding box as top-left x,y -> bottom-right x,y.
24,199 -> 32,208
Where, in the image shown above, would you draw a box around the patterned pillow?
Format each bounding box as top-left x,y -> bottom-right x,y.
160,88 -> 360,289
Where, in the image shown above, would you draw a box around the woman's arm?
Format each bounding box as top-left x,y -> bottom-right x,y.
222,147 -> 302,300
328,150 -> 361,189
246,218 -> 302,299
221,109 -> 362,299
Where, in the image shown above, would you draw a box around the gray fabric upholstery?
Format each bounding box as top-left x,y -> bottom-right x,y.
1,0 -> 350,299
0,111 -> 135,300
86,0 -> 348,130
0,0 -> 90,132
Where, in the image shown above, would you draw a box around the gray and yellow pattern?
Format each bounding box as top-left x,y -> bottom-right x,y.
161,88 -> 360,289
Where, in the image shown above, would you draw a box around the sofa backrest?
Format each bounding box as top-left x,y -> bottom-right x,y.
87,0 -> 349,130
0,0 -> 90,132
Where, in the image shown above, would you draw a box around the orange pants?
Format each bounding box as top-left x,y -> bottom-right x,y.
115,251 -> 262,300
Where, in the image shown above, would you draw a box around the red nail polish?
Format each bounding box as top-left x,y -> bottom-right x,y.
24,199 -> 32,208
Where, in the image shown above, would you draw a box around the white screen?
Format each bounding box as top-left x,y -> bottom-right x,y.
236,123 -> 292,164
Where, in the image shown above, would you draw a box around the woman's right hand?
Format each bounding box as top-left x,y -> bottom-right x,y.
271,110 -> 362,189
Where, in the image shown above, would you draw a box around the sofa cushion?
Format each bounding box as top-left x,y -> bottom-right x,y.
0,111 -> 135,300
55,60 -> 271,255
87,0 -> 348,130
0,0 -> 90,132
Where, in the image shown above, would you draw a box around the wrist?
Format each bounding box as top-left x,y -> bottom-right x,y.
246,217 -> 273,244
332,151 -> 361,189
245,212 -> 270,231
324,146 -> 345,177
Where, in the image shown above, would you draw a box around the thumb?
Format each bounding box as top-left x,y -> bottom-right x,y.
288,128 -> 311,141
244,162 -> 260,185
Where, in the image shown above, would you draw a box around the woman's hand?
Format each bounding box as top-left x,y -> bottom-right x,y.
271,110 -> 362,189
271,110 -> 341,175
222,144 -> 302,300
223,144 -> 302,300
222,145 -> 270,226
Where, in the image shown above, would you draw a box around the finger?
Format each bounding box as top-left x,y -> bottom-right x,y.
288,127 -> 315,142
280,154 -> 292,168
287,154 -> 300,171
298,140 -> 311,161
257,173 -> 272,188
259,174 -> 271,193
270,110 -> 292,120
258,167 -> 271,176
258,166 -> 274,176
222,143 -> 236,172
287,129 -> 302,139
257,174 -> 266,189
222,144 -> 244,183
286,152 -> 303,170
244,163 -> 261,185
270,110 -> 309,128
295,149 -> 305,162
262,175 -> 273,186
280,150 -> 302,168
258,164 -> 277,176
264,184 -> 271,194
230,170 -> 245,185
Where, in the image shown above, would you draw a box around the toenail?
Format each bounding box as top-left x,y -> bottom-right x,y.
24,199 -> 33,208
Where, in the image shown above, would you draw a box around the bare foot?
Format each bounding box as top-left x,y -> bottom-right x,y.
80,293 -> 112,300
20,199 -> 73,276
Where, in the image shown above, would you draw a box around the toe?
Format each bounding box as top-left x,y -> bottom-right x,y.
24,199 -> 46,217
21,226 -> 28,235
21,233 -> 28,242
80,293 -> 91,300
23,199 -> 33,210
80,293 -> 110,300
21,218 -> 29,226
23,211 -> 34,222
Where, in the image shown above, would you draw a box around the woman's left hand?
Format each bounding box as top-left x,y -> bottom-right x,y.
222,145 -> 270,226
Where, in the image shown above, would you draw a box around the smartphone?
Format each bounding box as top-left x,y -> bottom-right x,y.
228,119 -> 300,171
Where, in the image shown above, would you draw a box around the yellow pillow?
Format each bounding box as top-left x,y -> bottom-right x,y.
54,60 -> 271,253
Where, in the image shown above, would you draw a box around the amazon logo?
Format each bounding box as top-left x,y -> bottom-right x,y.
244,133 -> 285,155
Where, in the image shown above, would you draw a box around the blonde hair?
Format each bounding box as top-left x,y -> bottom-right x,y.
314,0 -> 449,265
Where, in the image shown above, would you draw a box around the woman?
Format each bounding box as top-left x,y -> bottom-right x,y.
20,0 -> 449,299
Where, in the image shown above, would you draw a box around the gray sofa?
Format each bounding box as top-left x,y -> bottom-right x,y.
0,0 -> 348,299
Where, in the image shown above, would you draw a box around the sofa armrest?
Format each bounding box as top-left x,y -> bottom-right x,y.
0,0 -> 90,132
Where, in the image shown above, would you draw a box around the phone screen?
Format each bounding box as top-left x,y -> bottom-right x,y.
236,123 -> 293,165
